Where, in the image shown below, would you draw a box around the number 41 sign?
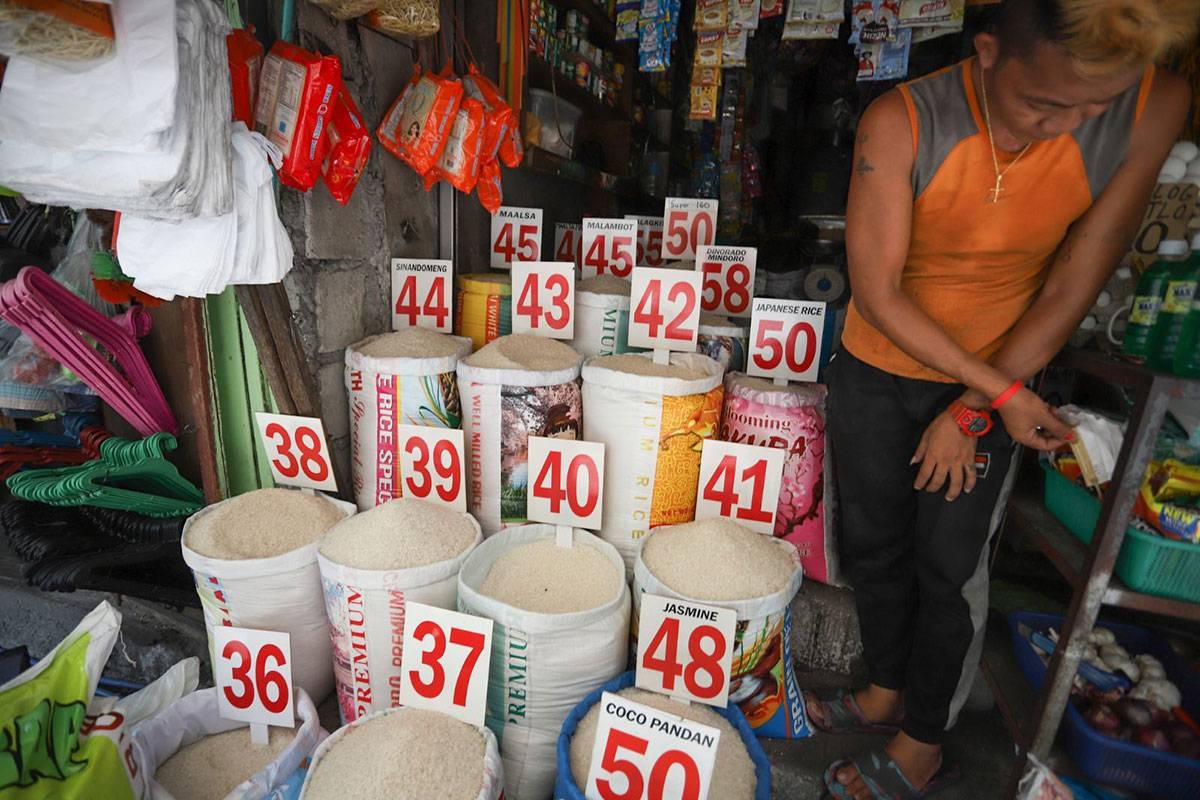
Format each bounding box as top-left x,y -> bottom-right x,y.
695,440 -> 786,536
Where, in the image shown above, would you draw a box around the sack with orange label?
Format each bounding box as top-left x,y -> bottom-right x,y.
323,83 -> 372,205
1134,460 -> 1200,543
227,28 -> 264,128
254,42 -> 342,192
422,96 -> 486,194
377,65 -> 464,177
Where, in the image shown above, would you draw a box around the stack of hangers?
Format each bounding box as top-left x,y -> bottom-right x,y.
7,433 -> 202,518
0,423 -> 110,481
0,267 -> 176,435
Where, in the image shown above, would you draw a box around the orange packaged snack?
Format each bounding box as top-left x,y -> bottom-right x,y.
254,42 -> 342,191
377,65 -> 464,176
323,83 -> 372,205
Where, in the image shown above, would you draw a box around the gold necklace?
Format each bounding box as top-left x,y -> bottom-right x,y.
979,66 -> 1032,203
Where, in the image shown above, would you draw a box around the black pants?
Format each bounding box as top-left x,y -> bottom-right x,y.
827,350 -> 1015,745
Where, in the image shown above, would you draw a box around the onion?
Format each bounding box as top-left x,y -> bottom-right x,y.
1113,697 -> 1155,728
1083,703 -> 1122,735
1129,679 -> 1183,711
1099,644 -> 1129,662
1139,664 -> 1166,681
1089,628 -> 1117,647
1134,727 -> 1172,751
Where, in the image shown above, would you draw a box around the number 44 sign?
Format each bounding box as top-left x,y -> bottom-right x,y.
392,258 -> 452,333
695,440 -> 786,536
213,626 -> 294,743
398,602 -> 493,727
255,413 -> 338,493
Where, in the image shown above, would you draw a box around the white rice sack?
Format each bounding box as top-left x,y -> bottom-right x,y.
568,688 -> 757,800
345,329 -> 472,511
181,489 -> 355,703
316,498 -> 483,723
634,518 -> 812,739
457,525 -> 630,800
458,335 -> 584,534
581,351 -> 724,574
572,275 -> 634,357
300,707 -> 503,800
136,686 -> 326,800
697,313 -> 748,372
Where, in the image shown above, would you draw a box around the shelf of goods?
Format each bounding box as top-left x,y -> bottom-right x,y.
982,346 -> 1200,792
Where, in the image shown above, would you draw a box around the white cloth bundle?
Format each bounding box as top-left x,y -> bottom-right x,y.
116,124 -> 294,300
0,0 -> 233,220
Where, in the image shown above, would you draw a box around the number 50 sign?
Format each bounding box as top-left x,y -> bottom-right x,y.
747,298 -> 827,384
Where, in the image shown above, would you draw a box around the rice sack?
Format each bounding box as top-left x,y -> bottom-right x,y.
455,273 -> 513,349
697,313 -> 749,373
571,275 -> 634,358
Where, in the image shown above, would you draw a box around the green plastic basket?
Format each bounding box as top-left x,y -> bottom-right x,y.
1041,464 -> 1200,603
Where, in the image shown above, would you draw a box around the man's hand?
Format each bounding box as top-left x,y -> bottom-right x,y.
912,412 -> 977,501
997,388 -> 1074,451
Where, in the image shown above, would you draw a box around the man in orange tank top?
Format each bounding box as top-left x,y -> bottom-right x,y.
807,2 -> 1197,798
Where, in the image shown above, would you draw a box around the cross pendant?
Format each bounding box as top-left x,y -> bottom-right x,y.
989,175 -> 1004,203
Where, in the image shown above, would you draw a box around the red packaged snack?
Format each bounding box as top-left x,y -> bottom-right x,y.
226,27 -> 263,128
475,158 -> 503,214
254,42 -> 341,191
377,65 -> 464,176
422,96 -> 485,194
461,65 -> 518,167
323,83 -> 372,205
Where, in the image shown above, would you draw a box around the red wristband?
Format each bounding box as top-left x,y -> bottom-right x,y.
990,380 -> 1023,410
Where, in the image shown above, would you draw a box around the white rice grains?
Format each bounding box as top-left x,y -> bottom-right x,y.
318,497 -> 477,570
303,708 -> 487,800
578,275 -> 632,296
462,333 -> 582,372
478,538 -> 622,614
589,353 -> 707,380
354,328 -> 466,359
184,489 -> 345,560
155,726 -> 297,800
641,517 -> 798,601
569,688 -> 756,800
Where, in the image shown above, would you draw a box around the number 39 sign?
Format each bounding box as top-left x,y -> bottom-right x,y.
255,413 -> 338,492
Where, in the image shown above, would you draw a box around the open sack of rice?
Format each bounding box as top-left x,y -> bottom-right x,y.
316,497 -> 482,723
581,352 -> 724,574
457,334 -> 583,534
345,329 -> 472,511
457,525 -> 630,800
633,517 -> 811,739
136,686 -> 326,800
571,274 -> 634,358
555,671 -> 773,800
299,707 -> 504,800
181,488 -> 354,702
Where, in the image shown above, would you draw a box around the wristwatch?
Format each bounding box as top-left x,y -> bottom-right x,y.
948,400 -> 993,438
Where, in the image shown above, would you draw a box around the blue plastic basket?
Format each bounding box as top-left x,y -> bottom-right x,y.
1007,610 -> 1200,797
553,671 -> 773,800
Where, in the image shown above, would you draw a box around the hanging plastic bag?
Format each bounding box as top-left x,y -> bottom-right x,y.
476,158 -> 504,214
422,96 -> 486,194
377,65 -> 464,177
227,27 -> 264,128
323,83 -> 373,205
254,42 -> 342,192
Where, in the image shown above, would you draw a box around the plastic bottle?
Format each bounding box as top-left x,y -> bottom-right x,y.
1123,239 -> 1189,360
1173,237 -> 1200,378
1146,236 -> 1200,371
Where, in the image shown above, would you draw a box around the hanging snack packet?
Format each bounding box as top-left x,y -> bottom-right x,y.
323,83 -> 372,205
461,65 -> 521,168
377,65 -> 464,177
255,42 -> 342,191
476,158 -> 504,214
422,96 -> 485,194
227,28 -> 264,128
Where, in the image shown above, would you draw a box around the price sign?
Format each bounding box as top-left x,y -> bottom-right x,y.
391,259 -> 452,333
582,218 -> 637,279
747,298 -> 827,383
695,440 -> 786,535
213,626 -> 294,741
490,206 -> 543,268
398,602 -> 494,727
527,436 -> 605,530
629,268 -> 702,352
636,594 -> 736,708
512,262 -> 576,339
584,691 -> 719,800
397,425 -> 467,512
255,413 -> 338,492
625,215 -> 665,268
662,198 -> 718,261
554,222 -> 583,269
696,245 -> 756,317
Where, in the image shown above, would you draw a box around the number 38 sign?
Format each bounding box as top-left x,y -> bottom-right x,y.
255,413 -> 338,492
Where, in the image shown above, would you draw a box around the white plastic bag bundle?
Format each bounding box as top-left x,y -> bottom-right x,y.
457,525 -> 630,800
571,288 -> 633,358
134,686 -> 327,800
344,333 -> 472,511
457,357 -> 583,535
180,492 -> 356,704
316,513 -> 482,724
581,352 -> 724,573
0,0 -> 233,220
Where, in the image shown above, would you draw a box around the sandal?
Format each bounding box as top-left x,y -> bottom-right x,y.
805,688 -> 902,735
823,749 -> 961,800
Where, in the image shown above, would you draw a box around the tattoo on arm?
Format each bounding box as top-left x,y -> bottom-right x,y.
856,156 -> 875,175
